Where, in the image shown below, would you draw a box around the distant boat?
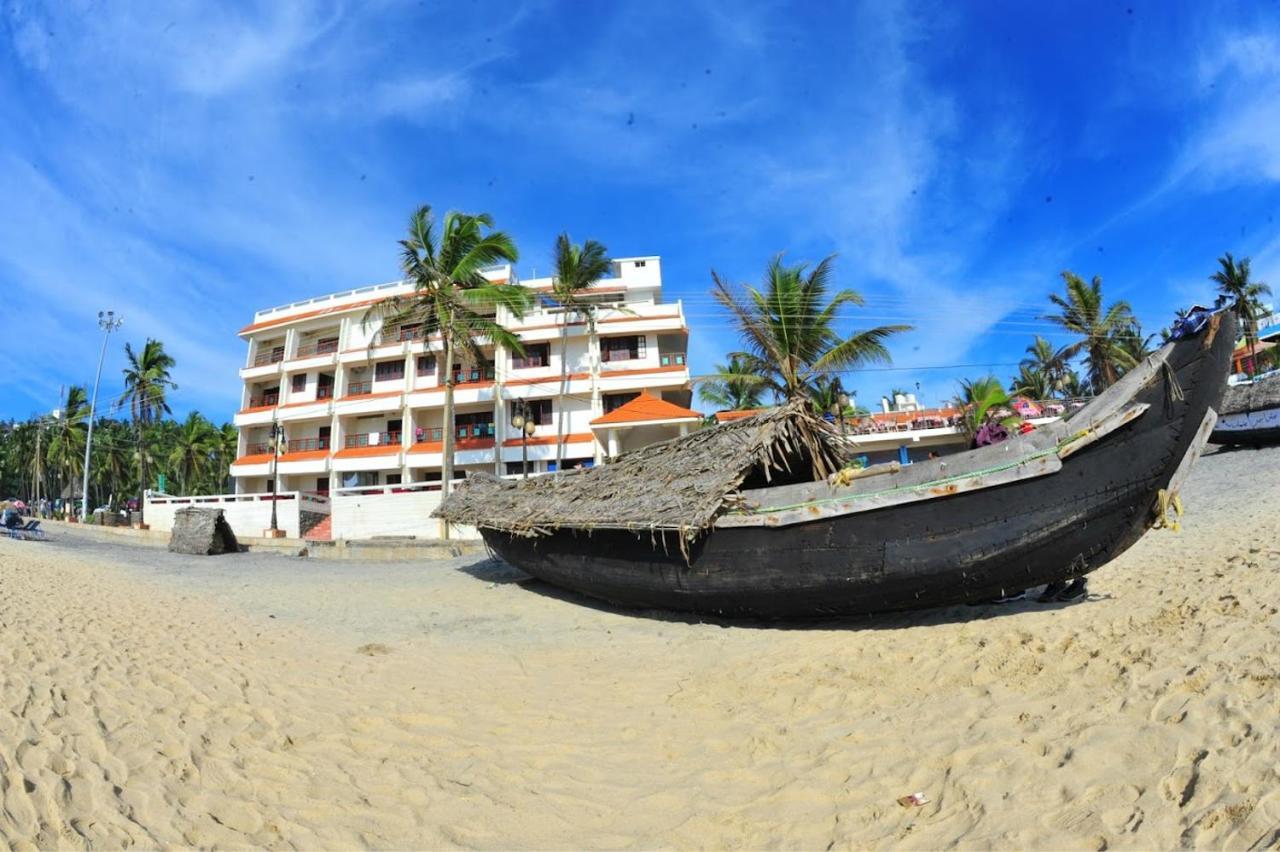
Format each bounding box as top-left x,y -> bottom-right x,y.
1209,371 -> 1280,447
438,311 -> 1235,619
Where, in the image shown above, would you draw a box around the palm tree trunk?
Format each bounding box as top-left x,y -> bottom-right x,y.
555,310 -> 569,470
588,312 -> 602,463
440,336 -> 455,540
136,420 -> 147,525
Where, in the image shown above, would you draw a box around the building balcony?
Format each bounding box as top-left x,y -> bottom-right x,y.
277,398 -> 333,421
285,341 -> 339,369
334,388 -> 403,415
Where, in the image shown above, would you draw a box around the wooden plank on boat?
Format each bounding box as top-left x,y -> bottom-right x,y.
1165,406 -> 1217,499
1055,402 -> 1150,459
716,452 -> 1062,528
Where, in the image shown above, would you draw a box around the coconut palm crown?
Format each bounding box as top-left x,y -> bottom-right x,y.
1210,252 -> 1272,376
549,233 -> 613,467
1043,271 -> 1139,391
712,254 -> 911,403
364,205 -> 530,506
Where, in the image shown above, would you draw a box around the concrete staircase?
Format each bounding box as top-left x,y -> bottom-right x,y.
303,515 -> 332,542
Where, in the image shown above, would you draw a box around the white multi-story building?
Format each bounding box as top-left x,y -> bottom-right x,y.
229,257 -> 698,495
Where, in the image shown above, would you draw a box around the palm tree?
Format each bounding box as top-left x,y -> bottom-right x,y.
1059,368 -> 1090,399
954,375 -> 1013,439
123,339 -> 176,517
697,354 -> 768,412
1021,335 -> 1071,396
365,205 -> 529,510
169,412 -> 218,495
1044,272 -> 1138,391
47,386 -> 89,504
1011,365 -> 1053,401
214,423 -> 239,492
1118,322 -> 1154,373
712,254 -> 912,403
549,233 -> 613,468
92,419 -> 135,508
1211,252 -> 1272,376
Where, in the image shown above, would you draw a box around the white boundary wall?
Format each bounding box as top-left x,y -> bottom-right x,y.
145,492 -> 330,540
330,481 -> 480,540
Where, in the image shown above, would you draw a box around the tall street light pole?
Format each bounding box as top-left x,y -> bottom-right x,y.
82,310 -> 123,520
269,417 -> 283,534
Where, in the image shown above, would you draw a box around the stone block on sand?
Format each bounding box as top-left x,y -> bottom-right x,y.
168,507 -> 240,556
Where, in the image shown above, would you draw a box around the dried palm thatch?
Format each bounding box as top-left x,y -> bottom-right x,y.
1220,372 -> 1280,415
434,400 -> 847,540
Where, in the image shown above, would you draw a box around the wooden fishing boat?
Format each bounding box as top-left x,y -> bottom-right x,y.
1209,372 -> 1280,446
437,311 -> 1235,618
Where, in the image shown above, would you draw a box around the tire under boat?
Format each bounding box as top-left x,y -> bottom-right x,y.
445,311 -> 1235,619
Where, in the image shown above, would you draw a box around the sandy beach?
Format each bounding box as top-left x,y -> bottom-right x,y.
2,446 -> 1279,849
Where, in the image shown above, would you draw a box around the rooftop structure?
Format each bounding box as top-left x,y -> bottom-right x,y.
229,257 -> 693,496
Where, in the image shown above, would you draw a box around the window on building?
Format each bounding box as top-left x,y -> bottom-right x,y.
601,335 -> 646,362
504,462 -> 527,476
341,471 -> 379,488
398,323 -> 424,341
603,392 -> 639,414
511,342 -> 550,369
455,411 -> 496,439
291,373 -> 307,393
385,473 -> 402,485
375,359 -> 405,381
510,399 -> 552,426
634,260 -> 646,268
416,355 -> 437,376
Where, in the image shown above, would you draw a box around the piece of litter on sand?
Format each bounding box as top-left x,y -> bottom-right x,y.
897,792 -> 929,808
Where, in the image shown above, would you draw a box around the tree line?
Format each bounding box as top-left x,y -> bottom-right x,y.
0,340 -> 236,514
698,252 -> 1273,423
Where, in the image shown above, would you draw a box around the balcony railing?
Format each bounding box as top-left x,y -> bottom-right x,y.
316,385 -> 335,400
294,339 -> 339,358
393,325 -> 428,342
454,423 -> 495,439
450,366 -> 496,384
252,349 -> 285,367
286,437 -> 329,453
344,431 -> 401,449
244,442 -> 270,455
247,393 -> 279,408
347,381 -> 372,396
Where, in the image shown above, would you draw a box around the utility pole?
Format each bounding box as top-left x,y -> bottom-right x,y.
82,310 -> 124,520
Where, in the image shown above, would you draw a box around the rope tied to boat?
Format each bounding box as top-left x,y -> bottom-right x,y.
1162,361 -> 1186,417
1151,487 -> 1184,533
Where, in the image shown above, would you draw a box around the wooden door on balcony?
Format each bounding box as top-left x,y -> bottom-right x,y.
318,426 -> 331,450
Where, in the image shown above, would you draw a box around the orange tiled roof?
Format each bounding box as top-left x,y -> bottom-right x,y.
277,450 -> 329,462
591,392 -> 701,426
335,390 -> 403,404
333,445 -> 402,459
238,283 -> 507,335
713,408 -> 765,423
407,437 -> 496,454
231,453 -> 273,466
502,432 -> 593,447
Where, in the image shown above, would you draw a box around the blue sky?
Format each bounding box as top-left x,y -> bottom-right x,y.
2,1 -> 1279,420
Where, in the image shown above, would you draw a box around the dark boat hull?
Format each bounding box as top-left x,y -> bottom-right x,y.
481,324 -> 1233,618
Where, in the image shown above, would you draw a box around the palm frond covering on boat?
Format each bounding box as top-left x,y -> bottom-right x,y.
1219,372 -> 1280,415
433,400 -> 848,538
